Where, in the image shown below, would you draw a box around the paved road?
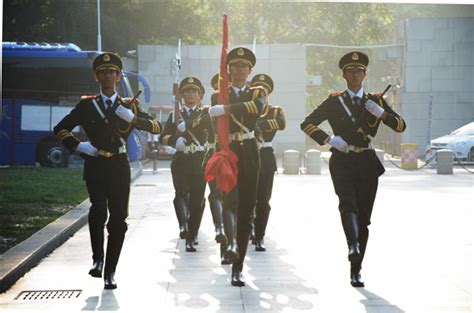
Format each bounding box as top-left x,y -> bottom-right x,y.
0,159 -> 472,312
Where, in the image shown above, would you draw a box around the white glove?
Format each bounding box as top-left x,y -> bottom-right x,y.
177,121 -> 186,133
175,137 -> 187,151
209,104 -> 226,117
365,100 -> 385,119
115,104 -> 135,123
328,135 -> 348,153
76,141 -> 98,157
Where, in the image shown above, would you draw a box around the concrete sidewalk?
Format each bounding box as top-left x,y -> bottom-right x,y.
0,159 -> 471,312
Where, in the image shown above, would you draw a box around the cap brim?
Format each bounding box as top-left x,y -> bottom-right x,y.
228,58 -> 254,67
95,64 -> 121,72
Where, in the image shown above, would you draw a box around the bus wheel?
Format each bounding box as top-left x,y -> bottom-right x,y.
38,144 -> 67,167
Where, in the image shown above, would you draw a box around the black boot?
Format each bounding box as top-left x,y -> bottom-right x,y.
209,199 -> 227,244
341,212 -> 361,263
104,272 -> 117,289
350,270 -> 365,287
250,220 -> 256,244
231,264 -> 245,287
223,209 -> 239,262
88,260 -> 103,278
174,197 -> 189,239
185,237 -> 196,252
220,242 -> 232,265
255,239 -> 266,252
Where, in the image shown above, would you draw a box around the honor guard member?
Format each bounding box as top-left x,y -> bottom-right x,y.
251,74 -> 286,252
208,47 -> 266,286
301,51 -> 406,287
53,52 -> 162,289
187,73 -> 229,263
160,76 -> 208,252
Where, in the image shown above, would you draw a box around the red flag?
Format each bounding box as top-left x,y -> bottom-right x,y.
204,13 -> 238,193
217,13 -> 230,150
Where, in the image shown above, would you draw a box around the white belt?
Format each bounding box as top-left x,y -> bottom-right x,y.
183,144 -> 205,154
229,131 -> 255,142
346,145 -> 372,153
207,142 -> 216,150
259,142 -> 273,149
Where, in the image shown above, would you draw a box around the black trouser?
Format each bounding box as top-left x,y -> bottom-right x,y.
254,148 -> 276,240
171,151 -> 206,239
85,156 -> 130,275
223,138 -> 260,272
329,149 -> 383,273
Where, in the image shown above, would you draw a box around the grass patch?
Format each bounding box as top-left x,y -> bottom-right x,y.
0,167 -> 87,254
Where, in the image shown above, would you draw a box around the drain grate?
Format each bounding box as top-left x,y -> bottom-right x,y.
15,290 -> 82,300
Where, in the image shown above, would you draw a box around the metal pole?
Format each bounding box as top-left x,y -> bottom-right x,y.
97,0 -> 102,51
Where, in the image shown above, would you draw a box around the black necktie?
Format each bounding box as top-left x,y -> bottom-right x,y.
105,99 -> 113,113
352,96 -> 360,105
238,89 -> 244,97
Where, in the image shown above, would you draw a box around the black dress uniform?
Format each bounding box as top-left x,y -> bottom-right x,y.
301,51 -> 406,287
54,52 -> 161,289
250,74 -> 286,252
159,77 -> 208,252
209,47 -> 266,286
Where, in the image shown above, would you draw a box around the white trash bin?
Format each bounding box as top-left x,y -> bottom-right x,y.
305,149 -> 321,174
437,149 -> 453,175
283,150 -> 300,174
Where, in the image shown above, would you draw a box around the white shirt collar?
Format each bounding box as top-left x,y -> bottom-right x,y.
232,85 -> 247,95
346,87 -> 364,100
100,91 -> 118,105
183,105 -> 196,113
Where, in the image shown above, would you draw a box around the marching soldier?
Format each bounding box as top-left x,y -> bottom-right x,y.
301,51 -> 406,287
159,76 -> 208,252
251,74 -> 286,252
54,52 -> 161,289
208,47 -> 266,286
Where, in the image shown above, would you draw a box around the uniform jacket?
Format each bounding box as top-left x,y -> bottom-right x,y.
54,94 -> 161,181
159,106 -> 208,147
301,90 -> 406,148
211,85 -> 266,134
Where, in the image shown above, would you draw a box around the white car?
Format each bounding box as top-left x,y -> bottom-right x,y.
429,122 -> 474,163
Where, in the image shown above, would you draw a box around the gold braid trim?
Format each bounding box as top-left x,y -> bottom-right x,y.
162,135 -> 171,146
56,129 -> 72,142
303,124 -> 319,136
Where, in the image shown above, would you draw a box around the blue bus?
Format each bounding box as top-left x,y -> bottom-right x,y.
1,42 -> 150,167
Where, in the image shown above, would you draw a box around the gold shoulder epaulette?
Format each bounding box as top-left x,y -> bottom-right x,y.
329,91 -> 344,97
81,94 -> 98,100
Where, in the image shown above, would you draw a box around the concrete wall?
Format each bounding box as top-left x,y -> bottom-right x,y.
137,44 -> 307,156
401,17 -> 474,156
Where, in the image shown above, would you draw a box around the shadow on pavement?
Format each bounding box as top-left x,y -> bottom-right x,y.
158,233 -> 317,312
357,288 -> 405,313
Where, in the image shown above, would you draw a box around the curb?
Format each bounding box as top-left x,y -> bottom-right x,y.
0,161 -> 143,293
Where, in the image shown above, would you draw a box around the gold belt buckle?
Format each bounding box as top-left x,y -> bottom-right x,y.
235,133 -> 242,142
189,144 -> 196,153
104,151 -> 113,158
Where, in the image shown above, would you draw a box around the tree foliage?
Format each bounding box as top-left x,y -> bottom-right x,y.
3,1 -> 471,105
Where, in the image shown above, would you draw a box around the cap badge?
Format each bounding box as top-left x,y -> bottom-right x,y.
189,77 -> 194,83
259,75 -> 265,81
351,53 -> 359,61
237,48 -> 244,56
103,54 -> 110,62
